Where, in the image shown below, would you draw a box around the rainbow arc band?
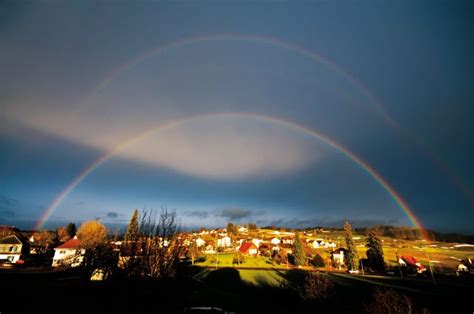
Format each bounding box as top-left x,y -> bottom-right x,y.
35,112 -> 429,240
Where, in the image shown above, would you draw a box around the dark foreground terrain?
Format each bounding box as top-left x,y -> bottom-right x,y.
0,266 -> 472,313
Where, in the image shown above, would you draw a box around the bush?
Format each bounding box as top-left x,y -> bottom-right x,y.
195,255 -> 206,263
310,254 -> 325,268
287,253 -> 295,265
299,272 -> 334,302
232,253 -> 245,265
271,253 -> 281,264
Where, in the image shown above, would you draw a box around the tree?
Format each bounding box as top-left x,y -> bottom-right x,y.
66,223 -> 77,238
247,223 -> 257,230
299,272 -> 334,303
293,231 -> 306,266
75,221 -> 111,280
366,230 -> 385,272
121,208 -> 183,279
344,221 -> 358,270
310,253 -> 326,268
81,242 -> 118,281
125,209 -> 139,242
56,226 -> 71,242
76,220 -> 107,248
31,230 -> 57,254
226,222 -> 237,236
364,288 -> 413,314
187,240 -> 200,265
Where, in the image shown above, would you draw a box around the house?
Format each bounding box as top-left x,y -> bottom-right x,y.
238,242 -> 258,256
52,236 -> 84,267
217,236 -> 232,248
271,238 -> 281,245
238,226 -> 248,233
204,244 -> 215,254
0,234 -> 29,264
399,255 -> 426,274
457,263 -> 469,272
271,245 -> 280,253
331,248 -> 348,268
195,238 -> 206,248
457,258 -> 474,275
251,238 -> 263,248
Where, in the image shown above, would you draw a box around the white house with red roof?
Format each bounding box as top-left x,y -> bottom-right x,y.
52,236 -> 85,267
399,255 -> 426,274
238,242 -> 258,256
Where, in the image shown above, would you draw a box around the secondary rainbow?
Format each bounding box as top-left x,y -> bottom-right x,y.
35,112 -> 429,240
85,33 -> 474,205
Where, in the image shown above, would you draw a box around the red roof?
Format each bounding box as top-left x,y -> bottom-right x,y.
401,255 -> 425,269
55,237 -> 81,249
239,242 -> 256,254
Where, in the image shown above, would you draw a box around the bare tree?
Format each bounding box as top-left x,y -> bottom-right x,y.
299,272 -> 334,302
364,287 -> 413,314
120,208 -> 183,279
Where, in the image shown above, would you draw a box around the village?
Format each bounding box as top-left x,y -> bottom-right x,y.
1,219 -> 473,278
1,211 -> 474,313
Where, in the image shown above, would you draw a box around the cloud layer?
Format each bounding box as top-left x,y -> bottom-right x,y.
119,116 -> 326,179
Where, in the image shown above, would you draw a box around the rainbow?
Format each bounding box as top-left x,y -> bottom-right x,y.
35,112 -> 430,240
80,33 -> 473,205
90,33 -> 393,123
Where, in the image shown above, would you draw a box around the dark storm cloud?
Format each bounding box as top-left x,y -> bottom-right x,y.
220,208 -> 253,220
184,210 -> 210,219
0,195 -> 19,209
106,211 -> 119,219
268,217 -> 400,229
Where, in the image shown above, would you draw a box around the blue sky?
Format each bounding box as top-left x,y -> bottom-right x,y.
0,1 -> 473,232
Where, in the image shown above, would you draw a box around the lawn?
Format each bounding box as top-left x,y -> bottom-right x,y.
194,253 -> 290,269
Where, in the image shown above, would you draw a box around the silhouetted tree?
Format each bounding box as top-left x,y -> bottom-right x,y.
120,208 -> 183,279
344,221 -> 358,270
299,272 -> 334,302
364,288 -> 413,314
66,222 -> 77,238
366,230 -> 385,272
